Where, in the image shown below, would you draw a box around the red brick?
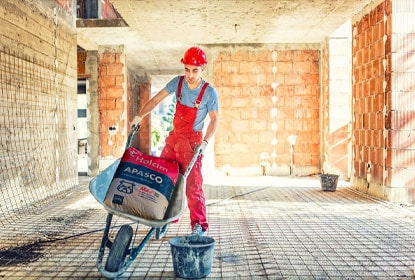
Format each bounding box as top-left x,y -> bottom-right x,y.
100,52 -> 116,64
231,51 -> 249,61
277,51 -> 292,62
115,53 -> 123,64
98,99 -> 116,110
100,86 -> 123,98
99,75 -> 115,87
241,132 -> 259,145
277,61 -> 293,73
115,75 -> 124,86
107,63 -> 124,75
215,51 -> 231,62
231,119 -> 250,132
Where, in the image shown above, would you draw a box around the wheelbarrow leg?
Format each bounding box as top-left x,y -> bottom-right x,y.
155,224 -> 169,240
129,227 -> 156,260
96,213 -> 113,269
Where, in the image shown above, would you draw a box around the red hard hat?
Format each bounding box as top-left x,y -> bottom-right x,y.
181,47 -> 207,66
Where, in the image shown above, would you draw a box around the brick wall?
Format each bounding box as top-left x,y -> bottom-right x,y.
137,83 -> 152,154
352,0 -> 414,203
98,46 -> 127,159
0,0 -> 78,219
352,1 -> 389,196
213,47 -> 320,174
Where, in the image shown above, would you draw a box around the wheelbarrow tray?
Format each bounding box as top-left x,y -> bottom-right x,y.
89,158 -> 187,228
88,126 -> 200,278
88,157 -> 188,278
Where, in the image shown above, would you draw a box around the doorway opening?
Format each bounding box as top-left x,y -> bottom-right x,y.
77,79 -> 88,176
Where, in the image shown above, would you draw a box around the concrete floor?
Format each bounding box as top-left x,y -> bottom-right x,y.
0,174 -> 414,279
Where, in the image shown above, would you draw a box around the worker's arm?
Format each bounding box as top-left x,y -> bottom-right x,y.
203,110 -> 219,143
139,88 -> 170,118
131,88 -> 170,126
196,110 -> 218,155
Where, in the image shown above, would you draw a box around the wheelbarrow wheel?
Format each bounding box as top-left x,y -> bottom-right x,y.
105,224 -> 133,273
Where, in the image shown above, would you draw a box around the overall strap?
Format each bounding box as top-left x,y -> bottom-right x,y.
194,82 -> 209,108
176,75 -> 209,108
177,75 -> 185,101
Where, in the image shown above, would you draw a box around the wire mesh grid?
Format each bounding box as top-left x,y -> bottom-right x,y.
0,45 -> 77,225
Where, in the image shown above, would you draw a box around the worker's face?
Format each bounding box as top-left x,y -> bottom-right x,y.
184,64 -> 204,86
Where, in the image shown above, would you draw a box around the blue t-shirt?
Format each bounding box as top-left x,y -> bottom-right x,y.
165,76 -> 219,131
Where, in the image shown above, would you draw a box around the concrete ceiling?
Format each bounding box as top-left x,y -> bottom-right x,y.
77,0 -> 380,78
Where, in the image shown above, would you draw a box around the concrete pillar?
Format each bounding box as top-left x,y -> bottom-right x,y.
85,51 -> 99,176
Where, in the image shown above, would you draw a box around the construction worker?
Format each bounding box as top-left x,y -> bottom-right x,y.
131,46 -> 219,235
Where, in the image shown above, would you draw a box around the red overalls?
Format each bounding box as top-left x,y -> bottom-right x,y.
160,76 -> 209,231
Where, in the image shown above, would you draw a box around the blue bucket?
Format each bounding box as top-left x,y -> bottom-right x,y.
170,235 -> 215,279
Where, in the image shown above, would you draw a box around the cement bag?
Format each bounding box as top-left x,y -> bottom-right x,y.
104,147 -> 179,220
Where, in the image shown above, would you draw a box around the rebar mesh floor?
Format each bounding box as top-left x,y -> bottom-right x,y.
0,175 -> 414,279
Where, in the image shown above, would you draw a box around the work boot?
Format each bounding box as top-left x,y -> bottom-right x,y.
191,224 -> 205,235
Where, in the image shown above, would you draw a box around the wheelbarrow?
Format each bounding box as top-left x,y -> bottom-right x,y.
89,125 -> 200,279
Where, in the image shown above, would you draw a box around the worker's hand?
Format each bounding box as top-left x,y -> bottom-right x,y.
131,116 -> 142,129
195,140 -> 208,155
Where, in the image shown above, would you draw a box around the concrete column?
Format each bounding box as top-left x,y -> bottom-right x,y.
85,51 -> 99,176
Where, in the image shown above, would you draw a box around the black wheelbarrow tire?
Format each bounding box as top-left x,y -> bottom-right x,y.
105,224 -> 133,273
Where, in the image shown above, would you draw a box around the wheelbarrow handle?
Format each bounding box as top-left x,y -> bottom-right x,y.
126,124 -> 199,178
183,149 -> 202,178
125,124 -> 140,150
